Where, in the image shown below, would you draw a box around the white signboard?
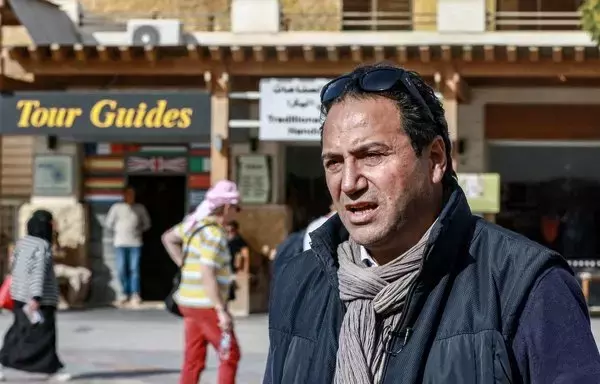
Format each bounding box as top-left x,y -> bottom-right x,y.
259,78 -> 330,141
237,155 -> 270,204
458,174 -> 484,199
33,155 -> 74,197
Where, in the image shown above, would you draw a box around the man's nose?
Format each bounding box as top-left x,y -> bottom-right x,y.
341,162 -> 367,196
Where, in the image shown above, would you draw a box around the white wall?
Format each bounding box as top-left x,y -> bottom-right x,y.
458,87 -> 600,173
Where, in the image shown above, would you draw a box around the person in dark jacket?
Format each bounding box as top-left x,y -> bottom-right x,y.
264,63 -> 600,384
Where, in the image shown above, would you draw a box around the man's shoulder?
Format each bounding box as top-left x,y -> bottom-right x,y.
270,248 -> 337,334
272,248 -> 331,300
472,218 -> 562,264
190,221 -> 226,243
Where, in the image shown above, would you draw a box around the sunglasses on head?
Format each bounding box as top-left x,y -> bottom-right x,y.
320,67 -> 435,122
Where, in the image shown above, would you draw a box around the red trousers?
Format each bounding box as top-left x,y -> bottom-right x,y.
179,307 -> 241,384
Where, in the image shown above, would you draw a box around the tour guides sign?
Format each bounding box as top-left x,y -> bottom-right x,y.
0,91 -> 211,137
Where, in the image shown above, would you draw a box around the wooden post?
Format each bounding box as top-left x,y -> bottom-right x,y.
209,71 -> 230,185
443,97 -> 459,171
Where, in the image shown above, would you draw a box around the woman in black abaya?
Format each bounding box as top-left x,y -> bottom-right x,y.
0,210 -> 71,382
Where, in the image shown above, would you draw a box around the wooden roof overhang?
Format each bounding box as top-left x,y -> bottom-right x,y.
8,43 -> 600,81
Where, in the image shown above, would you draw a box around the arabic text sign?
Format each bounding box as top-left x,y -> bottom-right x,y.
259,78 -> 330,141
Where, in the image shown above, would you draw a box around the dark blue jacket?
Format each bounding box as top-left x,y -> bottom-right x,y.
264,187 -> 600,384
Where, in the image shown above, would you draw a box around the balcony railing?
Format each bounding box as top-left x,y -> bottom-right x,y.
488,11 -> 581,31
80,11 -> 231,32
280,11 -> 436,31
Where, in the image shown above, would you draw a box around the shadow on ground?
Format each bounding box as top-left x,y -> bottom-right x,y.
73,368 -> 180,380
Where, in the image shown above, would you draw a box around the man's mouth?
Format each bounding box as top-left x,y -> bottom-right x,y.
345,202 -> 378,213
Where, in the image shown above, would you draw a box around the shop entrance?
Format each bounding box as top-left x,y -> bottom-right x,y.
285,145 -> 329,231
127,175 -> 187,301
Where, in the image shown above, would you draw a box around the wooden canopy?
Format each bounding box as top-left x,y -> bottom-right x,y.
8,43 -> 600,79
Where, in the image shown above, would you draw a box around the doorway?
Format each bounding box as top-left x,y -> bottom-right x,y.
127,175 -> 187,301
285,145 -> 328,231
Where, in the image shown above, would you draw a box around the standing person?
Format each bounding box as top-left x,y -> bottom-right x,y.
302,203 -> 336,251
162,180 -> 241,384
264,64 -> 600,383
0,210 -> 71,382
225,220 -> 249,302
105,187 -> 151,307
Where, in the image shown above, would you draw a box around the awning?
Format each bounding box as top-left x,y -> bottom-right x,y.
7,0 -> 81,45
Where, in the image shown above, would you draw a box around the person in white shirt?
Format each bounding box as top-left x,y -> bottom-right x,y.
105,187 -> 151,307
303,204 -> 336,251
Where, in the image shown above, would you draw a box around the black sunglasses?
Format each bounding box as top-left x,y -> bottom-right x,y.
320,67 -> 435,122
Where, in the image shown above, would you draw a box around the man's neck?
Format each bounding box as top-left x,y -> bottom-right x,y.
368,194 -> 443,265
368,218 -> 435,265
211,215 -> 226,226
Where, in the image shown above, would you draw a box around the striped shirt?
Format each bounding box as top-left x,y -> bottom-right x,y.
174,217 -> 233,308
10,235 -> 59,306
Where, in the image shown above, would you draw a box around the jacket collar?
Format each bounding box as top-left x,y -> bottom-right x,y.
309,183 -> 475,287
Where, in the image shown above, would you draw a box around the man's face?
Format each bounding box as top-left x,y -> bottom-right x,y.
226,224 -> 237,239
223,205 -> 240,224
321,96 -> 446,249
124,188 -> 135,204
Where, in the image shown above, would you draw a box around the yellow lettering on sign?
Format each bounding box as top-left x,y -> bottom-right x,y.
178,108 -> 193,128
89,99 -> 117,128
16,100 -> 82,128
88,99 -> 192,129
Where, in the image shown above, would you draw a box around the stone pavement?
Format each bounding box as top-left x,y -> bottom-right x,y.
0,308 -> 268,383
0,308 -> 600,383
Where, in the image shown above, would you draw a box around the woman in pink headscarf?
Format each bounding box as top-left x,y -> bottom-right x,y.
161,180 -> 242,384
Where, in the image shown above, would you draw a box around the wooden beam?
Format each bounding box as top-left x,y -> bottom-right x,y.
303,46 -> 315,62
445,73 -> 470,103
575,46 -> 585,62
483,45 -> 495,61
144,45 -> 157,62
552,47 -> 563,63
187,44 -> 201,60
350,45 -> 362,62
419,46 -> 431,63
276,46 -> 288,62
441,45 -> 452,62
396,46 -> 408,63
118,46 -> 132,61
528,47 -> 539,62
27,46 -> 40,62
231,46 -> 245,62
327,46 -> 339,62
374,46 -> 385,62
462,45 -> 473,62
74,44 -> 86,62
208,46 -> 221,61
50,44 -> 66,62
506,46 -> 517,62
252,46 -> 265,62
97,46 -> 110,61
17,55 -> 600,78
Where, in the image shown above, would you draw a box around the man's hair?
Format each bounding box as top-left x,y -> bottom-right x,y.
320,62 -> 456,184
226,220 -> 240,230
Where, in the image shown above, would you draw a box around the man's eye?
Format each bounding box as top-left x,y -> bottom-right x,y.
325,159 -> 342,170
363,153 -> 383,165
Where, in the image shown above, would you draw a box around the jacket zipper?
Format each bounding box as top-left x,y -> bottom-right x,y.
379,237 -> 437,384
379,281 -> 418,384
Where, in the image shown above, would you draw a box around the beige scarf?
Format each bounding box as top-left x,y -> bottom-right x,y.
334,227 -> 433,384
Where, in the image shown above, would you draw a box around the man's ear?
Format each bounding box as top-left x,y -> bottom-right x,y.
429,136 -> 447,184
